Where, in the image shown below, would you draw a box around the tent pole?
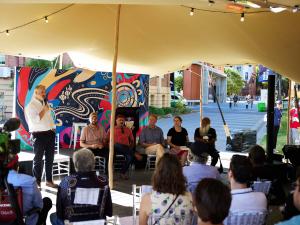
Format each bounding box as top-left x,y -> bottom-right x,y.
109,4 -> 121,189
287,79 -> 291,145
200,65 -> 203,125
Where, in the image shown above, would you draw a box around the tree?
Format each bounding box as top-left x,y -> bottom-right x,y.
26,58 -> 53,68
175,76 -> 183,92
225,68 -> 245,95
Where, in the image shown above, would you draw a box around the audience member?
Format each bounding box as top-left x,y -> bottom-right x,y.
7,154 -> 52,225
194,178 -> 232,225
276,173 -> 300,225
139,114 -> 165,165
139,153 -> 194,225
228,154 -> 267,213
50,149 -> 112,225
106,114 -> 134,179
80,112 -> 108,173
183,144 -> 221,193
289,100 -> 300,144
194,117 -> 219,166
167,116 -> 189,166
248,145 -> 286,204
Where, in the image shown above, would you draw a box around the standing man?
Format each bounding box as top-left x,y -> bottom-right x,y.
80,112 -> 108,174
25,85 -> 57,188
139,114 -> 165,165
274,100 -> 283,150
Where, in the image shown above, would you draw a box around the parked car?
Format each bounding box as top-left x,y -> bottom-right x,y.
171,91 -> 188,106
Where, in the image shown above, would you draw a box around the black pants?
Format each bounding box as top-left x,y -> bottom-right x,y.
31,130 -> 55,182
90,148 -> 109,175
274,126 -> 280,150
36,197 -> 52,225
208,149 -> 219,166
114,143 -> 134,174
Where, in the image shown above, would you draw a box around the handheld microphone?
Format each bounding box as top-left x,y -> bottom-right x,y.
3,118 -> 21,132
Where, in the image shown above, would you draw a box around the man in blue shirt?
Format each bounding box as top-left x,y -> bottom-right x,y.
6,154 -> 52,225
274,100 -> 283,150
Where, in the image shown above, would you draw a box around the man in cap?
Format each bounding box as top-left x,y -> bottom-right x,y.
183,143 -> 221,193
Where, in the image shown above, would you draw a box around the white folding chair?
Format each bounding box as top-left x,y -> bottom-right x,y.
114,154 -> 134,176
223,211 -> 267,225
252,180 -> 272,196
95,156 -> 106,175
65,217 -> 118,225
43,133 -> 70,181
69,122 -> 87,150
145,154 -> 156,171
132,184 -> 152,225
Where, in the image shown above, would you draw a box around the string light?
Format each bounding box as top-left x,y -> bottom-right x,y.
208,0 -> 215,7
190,8 -> 194,16
44,16 -> 49,23
240,13 -> 245,22
292,5 -> 299,13
6,30 -> 9,36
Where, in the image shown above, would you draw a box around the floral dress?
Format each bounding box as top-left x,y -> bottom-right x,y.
149,191 -> 194,225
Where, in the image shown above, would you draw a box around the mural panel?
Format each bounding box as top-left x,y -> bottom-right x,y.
15,67 -> 149,150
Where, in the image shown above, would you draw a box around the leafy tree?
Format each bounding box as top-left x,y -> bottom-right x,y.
26,58 -> 53,68
225,68 -> 245,95
175,76 -> 183,92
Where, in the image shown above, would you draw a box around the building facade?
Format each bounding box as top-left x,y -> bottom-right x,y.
149,74 -> 171,108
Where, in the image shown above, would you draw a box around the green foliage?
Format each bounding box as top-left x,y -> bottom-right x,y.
225,68 -> 245,95
149,102 -> 191,117
26,59 -> 53,68
175,76 -> 183,92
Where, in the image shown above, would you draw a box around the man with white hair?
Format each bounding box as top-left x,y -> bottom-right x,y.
183,143 -> 221,193
50,149 -> 112,225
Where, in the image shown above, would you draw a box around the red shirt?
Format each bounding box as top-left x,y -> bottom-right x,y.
290,108 -> 300,129
106,126 -> 134,146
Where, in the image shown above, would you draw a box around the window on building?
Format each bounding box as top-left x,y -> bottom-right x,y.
0,55 -> 5,65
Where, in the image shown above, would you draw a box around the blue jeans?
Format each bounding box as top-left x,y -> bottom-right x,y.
50,212 -> 64,225
114,143 -> 134,174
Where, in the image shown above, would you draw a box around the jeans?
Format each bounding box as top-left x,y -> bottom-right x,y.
114,143 -> 134,174
50,213 -> 65,225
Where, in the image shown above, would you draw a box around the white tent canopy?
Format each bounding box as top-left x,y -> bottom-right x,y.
0,0 -> 299,81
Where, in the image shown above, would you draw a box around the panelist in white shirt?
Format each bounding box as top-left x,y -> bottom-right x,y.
25,84 -> 58,188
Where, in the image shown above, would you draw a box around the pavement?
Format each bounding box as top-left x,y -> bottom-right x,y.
157,102 -> 266,151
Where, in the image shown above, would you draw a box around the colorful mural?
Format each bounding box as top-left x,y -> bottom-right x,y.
15,67 -> 149,150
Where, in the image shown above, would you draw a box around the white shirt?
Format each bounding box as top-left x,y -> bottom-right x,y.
230,188 -> 267,213
25,97 -> 55,132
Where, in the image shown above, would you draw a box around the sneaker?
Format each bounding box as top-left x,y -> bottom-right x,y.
46,181 -> 58,189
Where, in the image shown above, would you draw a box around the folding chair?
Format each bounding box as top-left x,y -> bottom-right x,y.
252,180 -> 272,196
145,154 -> 156,171
132,184 -> 152,225
94,156 -> 106,175
223,210 -> 267,225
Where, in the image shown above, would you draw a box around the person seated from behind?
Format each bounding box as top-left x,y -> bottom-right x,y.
248,145 -> 286,204
194,117 -> 219,166
228,155 -> 267,213
80,112 -> 108,173
105,114 -> 134,180
183,144 -> 221,193
139,153 -> 194,225
194,178 -> 232,225
276,172 -> 300,225
139,114 -> 165,165
50,149 -> 112,225
167,116 -> 190,166
6,154 -> 52,225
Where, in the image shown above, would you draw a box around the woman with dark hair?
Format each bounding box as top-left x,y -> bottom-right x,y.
167,116 -> 190,166
139,153 -> 194,225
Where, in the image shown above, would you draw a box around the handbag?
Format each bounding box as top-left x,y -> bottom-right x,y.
152,195 -> 179,225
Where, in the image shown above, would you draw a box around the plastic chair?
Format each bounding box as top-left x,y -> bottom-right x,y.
223,211 -> 267,225
69,122 -> 87,150
132,184 -> 152,225
43,133 -> 70,181
145,154 -> 156,171
95,156 -> 106,175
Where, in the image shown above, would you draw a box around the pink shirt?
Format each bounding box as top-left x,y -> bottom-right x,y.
290,108 -> 300,129
80,124 -> 106,145
106,126 -> 134,146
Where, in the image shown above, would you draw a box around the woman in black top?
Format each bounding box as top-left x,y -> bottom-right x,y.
167,116 -> 190,166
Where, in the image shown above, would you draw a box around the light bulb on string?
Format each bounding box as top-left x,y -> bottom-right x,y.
6,30 -> 10,36
45,16 -> 49,23
190,8 -> 194,16
292,5 -> 299,13
240,13 -> 245,22
208,0 -> 215,7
